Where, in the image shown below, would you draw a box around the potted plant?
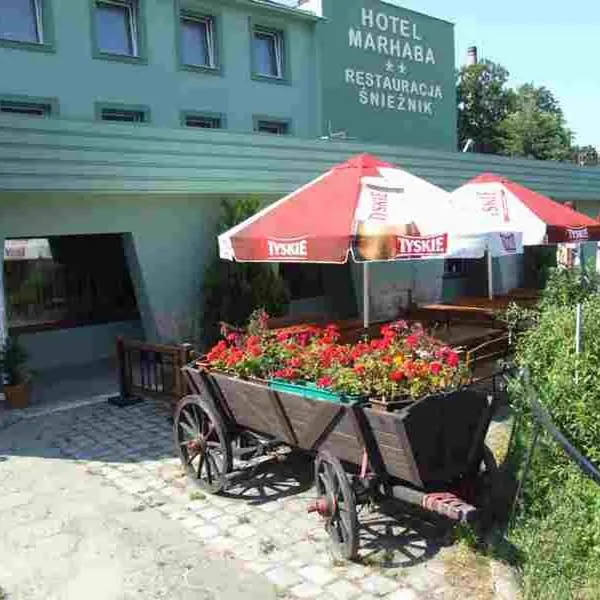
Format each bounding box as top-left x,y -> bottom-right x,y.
1,336 -> 31,409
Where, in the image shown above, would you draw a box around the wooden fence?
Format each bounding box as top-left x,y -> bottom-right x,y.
116,337 -> 197,409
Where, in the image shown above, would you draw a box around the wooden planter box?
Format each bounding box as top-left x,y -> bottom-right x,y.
185,368 -> 490,489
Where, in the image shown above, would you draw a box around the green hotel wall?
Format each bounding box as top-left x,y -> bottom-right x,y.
0,191 -> 229,368
2,118 -> 600,370
0,0 -> 320,137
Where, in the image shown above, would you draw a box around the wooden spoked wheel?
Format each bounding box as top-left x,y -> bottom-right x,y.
174,395 -> 232,494
314,450 -> 359,560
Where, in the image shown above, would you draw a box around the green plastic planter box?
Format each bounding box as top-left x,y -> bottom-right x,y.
269,379 -> 366,406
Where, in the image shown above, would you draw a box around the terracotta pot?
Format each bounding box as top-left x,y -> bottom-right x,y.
4,380 -> 31,409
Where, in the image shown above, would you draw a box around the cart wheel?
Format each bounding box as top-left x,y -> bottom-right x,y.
314,450 -> 359,561
174,395 -> 232,494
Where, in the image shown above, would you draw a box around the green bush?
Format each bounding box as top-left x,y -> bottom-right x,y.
201,197 -> 290,347
507,273 -> 600,599
514,297 -> 600,464
511,448 -> 600,600
539,263 -> 600,310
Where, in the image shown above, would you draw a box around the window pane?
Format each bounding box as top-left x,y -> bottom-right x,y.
181,18 -> 212,67
184,115 -> 221,129
254,31 -> 279,77
257,120 -> 288,135
101,108 -> 145,122
0,0 -> 40,43
95,2 -> 135,56
0,100 -> 51,116
3,235 -> 139,331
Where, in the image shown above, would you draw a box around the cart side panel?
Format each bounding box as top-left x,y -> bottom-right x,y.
210,373 -> 295,444
403,390 -> 489,485
363,409 -> 423,487
320,410 -> 366,467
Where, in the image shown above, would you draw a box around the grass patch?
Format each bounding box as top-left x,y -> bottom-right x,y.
443,541 -> 495,600
0,586 -> 7,600
189,491 -> 206,501
237,514 -> 251,525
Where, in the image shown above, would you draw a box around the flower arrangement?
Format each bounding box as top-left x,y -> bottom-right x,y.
202,311 -> 469,404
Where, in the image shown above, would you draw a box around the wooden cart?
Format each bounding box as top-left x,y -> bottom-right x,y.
174,365 -> 499,559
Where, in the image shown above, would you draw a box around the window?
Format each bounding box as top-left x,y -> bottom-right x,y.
444,259 -> 469,277
0,0 -> 43,44
252,27 -> 284,79
93,0 -> 140,58
255,119 -> 289,135
183,113 -> 222,129
180,13 -> 216,69
98,105 -> 148,123
280,264 -> 325,300
0,97 -> 54,117
3,235 -> 140,333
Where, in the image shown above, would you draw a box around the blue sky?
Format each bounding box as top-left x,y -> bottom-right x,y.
278,0 -> 599,147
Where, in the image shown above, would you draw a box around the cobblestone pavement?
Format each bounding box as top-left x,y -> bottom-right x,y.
1,399 -> 517,600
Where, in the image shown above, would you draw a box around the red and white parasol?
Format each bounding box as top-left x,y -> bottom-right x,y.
218,154 -> 523,326
219,154 -> 521,264
450,173 -> 600,246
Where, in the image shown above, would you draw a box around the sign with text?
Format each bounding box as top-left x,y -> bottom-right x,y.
316,0 -> 456,150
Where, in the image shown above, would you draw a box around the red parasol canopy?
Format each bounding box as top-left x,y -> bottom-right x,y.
450,173 -> 600,245
219,155 -> 521,264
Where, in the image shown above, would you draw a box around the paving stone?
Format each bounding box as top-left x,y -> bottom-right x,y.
299,565 -> 336,586
361,575 -> 398,597
385,589 -> 419,600
265,566 -> 302,588
213,515 -> 241,530
290,582 -> 323,598
325,579 -> 362,600
231,524 -> 257,539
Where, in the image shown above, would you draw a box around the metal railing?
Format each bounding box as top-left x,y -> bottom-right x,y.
508,370 -> 600,524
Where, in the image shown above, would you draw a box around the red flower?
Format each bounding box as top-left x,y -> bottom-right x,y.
246,335 -> 262,347
389,370 -> 405,382
381,325 -> 396,340
446,351 -> 460,368
370,339 -> 385,351
430,361 -> 443,376
273,367 -> 300,381
248,345 -> 263,357
317,376 -> 334,388
405,334 -> 419,349
227,332 -> 241,344
289,357 -> 303,369
226,350 -> 245,367
351,343 -> 369,360
354,365 -> 366,376
381,355 -> 394,365
277,331 -> 291,342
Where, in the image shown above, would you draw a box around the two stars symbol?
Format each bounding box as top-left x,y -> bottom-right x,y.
385,61 -> 407,75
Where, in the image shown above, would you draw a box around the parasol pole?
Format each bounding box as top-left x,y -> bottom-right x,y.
363,261 -> 370,329
487,243 -> 494,300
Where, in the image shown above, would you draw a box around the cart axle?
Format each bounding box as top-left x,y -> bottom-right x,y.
307,496 -> 335,518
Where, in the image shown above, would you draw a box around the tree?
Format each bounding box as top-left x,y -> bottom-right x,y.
201,197 -> 290,346
572,144 -> 599,166
456,60 -> 514,154
499,84 -> 573,161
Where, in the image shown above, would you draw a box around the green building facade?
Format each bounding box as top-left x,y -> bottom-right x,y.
1,0 -> 600,373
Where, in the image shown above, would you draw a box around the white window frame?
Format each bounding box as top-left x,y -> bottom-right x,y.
95,0 -> 139,57
254,28 -> 283,79
32,0 -> 43,43
181,13 -> 216,69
